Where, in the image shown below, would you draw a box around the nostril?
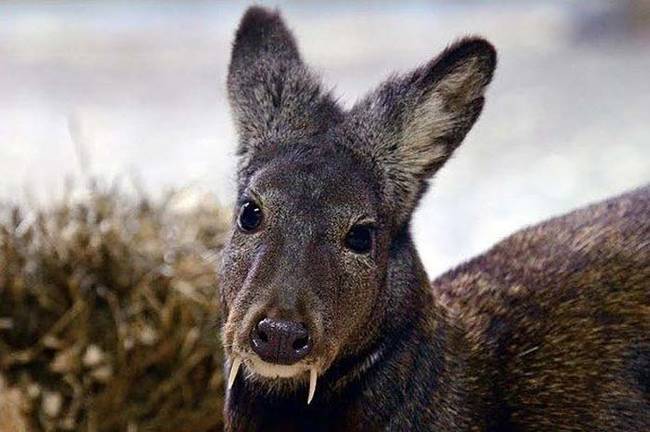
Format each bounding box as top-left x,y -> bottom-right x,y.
257,325 -> 269,343
250,320 -> 270,350
292,335 -> 309,351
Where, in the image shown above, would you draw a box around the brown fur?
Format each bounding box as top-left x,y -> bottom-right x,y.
0,376 -> 29,432
433,185 -> 650,430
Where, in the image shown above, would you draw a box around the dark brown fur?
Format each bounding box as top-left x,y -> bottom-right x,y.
219,7 -> 650,431
432,185 -> 650,431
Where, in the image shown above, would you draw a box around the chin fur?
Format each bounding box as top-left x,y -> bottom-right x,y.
246,357 -> 309,379
237,357 -> 311,396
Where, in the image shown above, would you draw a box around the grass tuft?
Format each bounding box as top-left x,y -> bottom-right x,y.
0,184 -> 229,431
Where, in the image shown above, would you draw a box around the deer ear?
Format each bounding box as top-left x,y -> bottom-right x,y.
344,37 -> 497,224
228,7 -> 341,171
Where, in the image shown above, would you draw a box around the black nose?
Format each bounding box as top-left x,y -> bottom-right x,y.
250,318 -> 311,365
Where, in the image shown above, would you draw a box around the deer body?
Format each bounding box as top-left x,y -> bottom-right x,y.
219,7 -> 650,431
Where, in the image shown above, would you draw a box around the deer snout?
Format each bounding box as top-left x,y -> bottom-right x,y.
250,318 -> 311,365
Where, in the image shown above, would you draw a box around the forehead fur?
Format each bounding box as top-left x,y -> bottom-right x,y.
243,141 -> 382,218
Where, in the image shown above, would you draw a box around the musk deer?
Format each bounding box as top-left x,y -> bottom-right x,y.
219,6 -> 650,431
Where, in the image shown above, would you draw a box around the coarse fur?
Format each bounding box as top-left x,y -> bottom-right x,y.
219,6 -> 650,431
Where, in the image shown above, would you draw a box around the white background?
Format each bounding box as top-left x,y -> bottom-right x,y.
1,0 -> 649,277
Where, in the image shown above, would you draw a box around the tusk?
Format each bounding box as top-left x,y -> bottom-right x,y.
228,357 -> 242,390
307,367 -> 317,405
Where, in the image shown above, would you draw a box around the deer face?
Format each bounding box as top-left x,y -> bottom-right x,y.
219,7 -> 496,402
221,144 -> 387,392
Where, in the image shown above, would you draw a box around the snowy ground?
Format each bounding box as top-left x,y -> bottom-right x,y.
1,0 -> 649,277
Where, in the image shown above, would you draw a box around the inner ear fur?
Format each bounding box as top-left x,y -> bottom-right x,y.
342,37 -> 497,224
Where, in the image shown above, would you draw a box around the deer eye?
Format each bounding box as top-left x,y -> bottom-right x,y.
345,224 -> 374,254
238,200 -> 263,232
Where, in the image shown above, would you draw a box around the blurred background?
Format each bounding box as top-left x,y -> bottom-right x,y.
1,0 -> 649,277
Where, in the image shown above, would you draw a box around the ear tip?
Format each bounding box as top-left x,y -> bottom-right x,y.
454,36 -> 497,69
436,36 -> 497,87
231,6 -> 299,66
234,6 -> 293,48
239,6 -> 283,31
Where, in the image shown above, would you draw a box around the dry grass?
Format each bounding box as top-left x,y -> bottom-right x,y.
0,184 -> 229,431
